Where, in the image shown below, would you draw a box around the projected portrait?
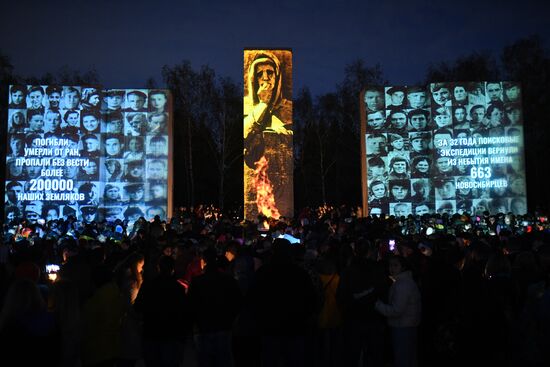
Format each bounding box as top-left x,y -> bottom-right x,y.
44,110 -> 62,136
5,85 -> 172,223
27,86 -> 45,112
9,85 -> 27,109
243,49 -> 293,220
125,183 -> 145,205
362,81 -> 527,216
408,109 -> 430,131
104,134 -> 124,158
62,87 -> 81,110
451,83 -> 469,106
46,86 -> 62,111
81,111 -> 101,133
148,90 -> 169,113
364,86 -> 384,112
391,202 -> 412,217
81,88 -> 102,112
124,90 -> 148,112
385,86 -> 406,111
124,136 -> 145,161
78,159 -> 100,181
125,112 -> 147,136
406,86 -> 428,109
102,90 -> 125,114
103,159 -> 124,182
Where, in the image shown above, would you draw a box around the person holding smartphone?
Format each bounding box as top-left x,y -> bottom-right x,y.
375,256 -> 421,367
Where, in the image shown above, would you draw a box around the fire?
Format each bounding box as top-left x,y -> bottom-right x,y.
253,156 -> 281,219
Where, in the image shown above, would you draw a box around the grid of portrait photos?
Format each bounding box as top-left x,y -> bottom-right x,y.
5,85 -> 171,224
364,82 -> 527,217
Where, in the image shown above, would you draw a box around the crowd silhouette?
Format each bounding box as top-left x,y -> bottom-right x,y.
0,205 -> 549,367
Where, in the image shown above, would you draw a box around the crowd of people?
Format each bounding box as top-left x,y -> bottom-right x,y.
0,205 -> 549,367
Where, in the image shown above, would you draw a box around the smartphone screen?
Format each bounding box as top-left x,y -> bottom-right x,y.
388,239 -> 395,251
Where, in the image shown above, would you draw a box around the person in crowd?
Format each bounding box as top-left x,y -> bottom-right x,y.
114,252 -> 145,366
375,256 -> 421,367
249,238 -> 316,367
0,278 -> 60,365
135,256 -> 189,367
188,246 -> 242,367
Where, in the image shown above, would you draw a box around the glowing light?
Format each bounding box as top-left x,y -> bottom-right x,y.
253,156 -> 281,219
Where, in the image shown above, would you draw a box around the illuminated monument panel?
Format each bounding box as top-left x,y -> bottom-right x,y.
5,85 -> 172,223
243,49 -> 293,220
361,82 -> 527,216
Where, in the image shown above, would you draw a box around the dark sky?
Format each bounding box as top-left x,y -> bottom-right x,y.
1,0 -> 549,95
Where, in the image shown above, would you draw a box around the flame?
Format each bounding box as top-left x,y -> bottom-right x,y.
253,156 -> 281,219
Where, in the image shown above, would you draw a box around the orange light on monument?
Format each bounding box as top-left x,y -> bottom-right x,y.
253,156 -> 280,219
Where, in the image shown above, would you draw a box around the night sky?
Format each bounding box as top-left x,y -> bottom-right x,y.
1,0 -> 549,95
